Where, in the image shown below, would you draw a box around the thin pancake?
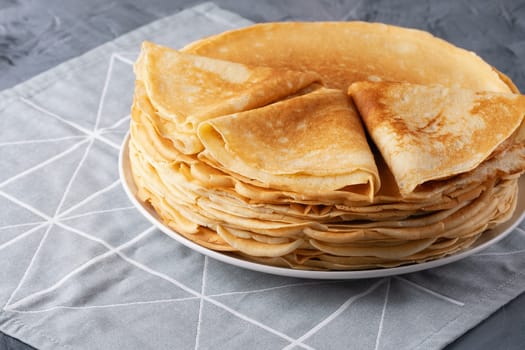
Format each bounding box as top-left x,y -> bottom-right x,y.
198,88 -> 379,198
348,81 -> 525,195
135,41 -> 321,153
183,22 -> 513,93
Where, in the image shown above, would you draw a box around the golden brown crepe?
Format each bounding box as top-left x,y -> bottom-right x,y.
135,41 -> 321,154
348,81 -> 525,195
198,87 -> 380,197
183,22 -> 514,93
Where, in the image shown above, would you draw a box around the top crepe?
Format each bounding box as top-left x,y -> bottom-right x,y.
183,22 -> 515,93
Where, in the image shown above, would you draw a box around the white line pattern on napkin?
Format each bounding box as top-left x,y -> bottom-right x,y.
0,222 -> 48,252
113,53 -> 135,66
56,179 -> 123,219
5,225 -> 156,311
59,206 -> 136,220
0,135 -> 86,147
0,139 -> 90,188
394,277 -> 464,306
194,256 -> 208,350
4,223 -> 53,308
282,279 -> 387,350
20,98 -> 120,150
8,296 -> 201,314
374,278 -> 391,350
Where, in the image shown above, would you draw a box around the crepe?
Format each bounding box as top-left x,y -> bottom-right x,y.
183,22 -> 514,93
135,41 -> 321,154
348,81 -> 525,195
198,87 -> 380,197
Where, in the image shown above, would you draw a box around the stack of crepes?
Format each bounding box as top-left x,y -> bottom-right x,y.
128,22 -> 525,270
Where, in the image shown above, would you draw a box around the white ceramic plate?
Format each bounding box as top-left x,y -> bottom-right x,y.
119,134 -> 525,279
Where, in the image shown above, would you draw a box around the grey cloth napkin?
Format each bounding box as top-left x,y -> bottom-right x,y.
1,3 -> 525,349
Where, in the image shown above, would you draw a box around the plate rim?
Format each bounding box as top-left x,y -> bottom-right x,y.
119,133 -> 525,279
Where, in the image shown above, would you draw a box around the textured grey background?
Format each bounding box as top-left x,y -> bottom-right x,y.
1,0 -> 525,91
1,0 -> 524,349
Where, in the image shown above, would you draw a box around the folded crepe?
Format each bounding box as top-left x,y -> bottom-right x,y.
348,81 -> 525,195
197,87 -> 380,198
135,41 -> 321,154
